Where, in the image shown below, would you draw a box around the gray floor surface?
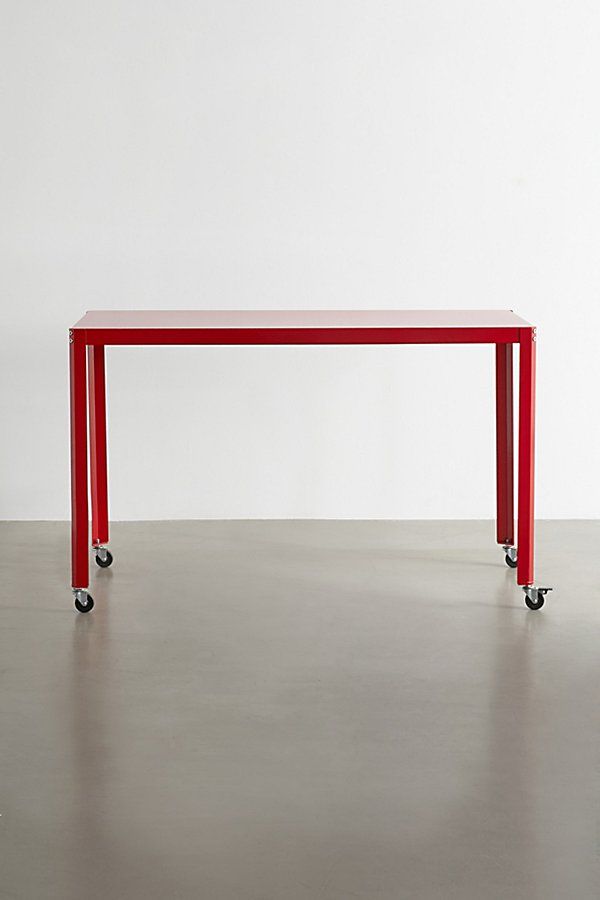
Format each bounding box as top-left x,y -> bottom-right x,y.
0,519 -> 598,900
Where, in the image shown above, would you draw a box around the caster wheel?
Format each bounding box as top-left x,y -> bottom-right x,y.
503,546 -> 518,568
94,549 -> 113,568
524,591 -> 544,611
523,586 -> 551,611
74,591 -> 94,613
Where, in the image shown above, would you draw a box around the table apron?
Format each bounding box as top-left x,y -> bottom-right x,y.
77,327 -> 521,346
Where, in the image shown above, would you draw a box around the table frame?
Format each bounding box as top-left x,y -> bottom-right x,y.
68,321 -> 542,608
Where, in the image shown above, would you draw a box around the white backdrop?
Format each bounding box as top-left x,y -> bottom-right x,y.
2,0 -> 599,520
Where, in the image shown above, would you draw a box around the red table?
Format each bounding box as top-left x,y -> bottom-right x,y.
69,310 -> 551,612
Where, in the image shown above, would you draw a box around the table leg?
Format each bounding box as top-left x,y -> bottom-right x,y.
88,345 -> 109,548
495,343 -> 514,547
70,336 -> 89,590
517,328 -> 536,586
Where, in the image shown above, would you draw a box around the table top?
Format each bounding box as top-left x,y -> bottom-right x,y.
73,310 -> 531,330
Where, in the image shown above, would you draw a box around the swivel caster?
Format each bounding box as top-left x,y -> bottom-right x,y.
73,589 -> 94,613
94,546 -> 113,568
503,545 -> 517,568
523,585 -> 552,611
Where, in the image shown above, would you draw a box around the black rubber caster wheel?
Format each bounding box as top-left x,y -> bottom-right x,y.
74,592 -> 94,613
524,591 -> 544,611
505,553 -> 518,569
95,549 -> 113,568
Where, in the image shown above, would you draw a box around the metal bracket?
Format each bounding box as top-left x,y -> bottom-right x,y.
73,588 -> 91,608
523,585 -> 553,600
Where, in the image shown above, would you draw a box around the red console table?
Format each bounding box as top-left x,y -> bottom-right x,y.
69,310 -> 551,612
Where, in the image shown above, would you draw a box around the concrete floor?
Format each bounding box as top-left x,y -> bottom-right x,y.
0,520 -> 598,899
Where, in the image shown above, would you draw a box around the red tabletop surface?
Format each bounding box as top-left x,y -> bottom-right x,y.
73,310 -> 531,330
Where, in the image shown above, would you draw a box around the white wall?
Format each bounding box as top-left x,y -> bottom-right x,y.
2,0 -> 599,520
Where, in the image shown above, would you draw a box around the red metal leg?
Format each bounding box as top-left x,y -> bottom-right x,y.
70,336 -> 89,589
495,343 -> 514,546
517,328 -> 536,586
88,345 -> 109,547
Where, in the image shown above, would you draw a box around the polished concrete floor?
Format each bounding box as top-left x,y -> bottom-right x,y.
0,520 -> 598,899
